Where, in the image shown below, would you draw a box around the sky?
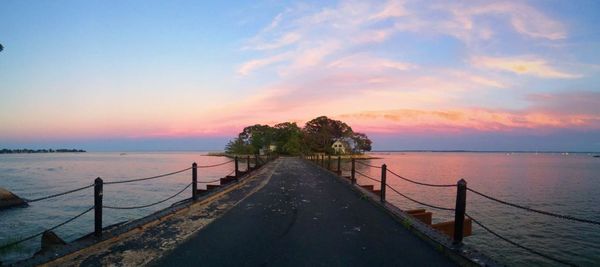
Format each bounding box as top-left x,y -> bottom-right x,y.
1,0 -> 600,151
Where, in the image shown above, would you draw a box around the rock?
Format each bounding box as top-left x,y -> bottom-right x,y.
36,230 -> 66,255
0,187 -> 28,210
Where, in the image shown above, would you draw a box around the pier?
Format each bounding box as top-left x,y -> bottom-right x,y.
3,155 -> 599,266
154,157 -> 456,266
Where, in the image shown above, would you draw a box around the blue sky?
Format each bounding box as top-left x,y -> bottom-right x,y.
1,0 -> 600,151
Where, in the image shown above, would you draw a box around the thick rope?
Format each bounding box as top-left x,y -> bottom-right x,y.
104,167 -> 192,185
0,206 -> 93,250
386,169 -> 456,188
196,160 -> 234,168
25,184 -> 94,203
355,170 -> 381,183
356,161 -> 382,169
385,184 -> 455,211
468,188 -> 600,226
103,182 -> 192,210
467,214 -> 576,266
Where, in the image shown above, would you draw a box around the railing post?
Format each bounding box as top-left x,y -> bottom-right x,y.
351,158 -> 356,184
453,179 -> 467,245
94,177 -> 103,238
247,155 -> 251,171
235,156 -> 239,177
192,163 -> 198,200
327,155 -> 331,170
255,154 -> 259,167
380,164 -> 387,203
337,156 -> 341,175
321,155 -> 324,167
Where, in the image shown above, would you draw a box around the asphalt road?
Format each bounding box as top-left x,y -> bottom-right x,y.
154,157 -> 456,267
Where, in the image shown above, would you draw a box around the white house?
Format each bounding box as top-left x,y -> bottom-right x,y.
331,140 -> 349,154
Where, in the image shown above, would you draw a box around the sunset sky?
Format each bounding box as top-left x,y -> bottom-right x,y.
1,0 -> 600,151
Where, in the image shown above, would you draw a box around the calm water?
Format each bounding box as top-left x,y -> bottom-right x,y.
0,152 -> 239,264
1,152 -> 599,265
344,152 -> 600,266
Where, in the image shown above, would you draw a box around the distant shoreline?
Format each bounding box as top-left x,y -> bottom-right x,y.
370,150 -> 600,154
0,149 -> 86,154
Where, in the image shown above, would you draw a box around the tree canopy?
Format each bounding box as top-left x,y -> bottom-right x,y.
225,116 -> 372,155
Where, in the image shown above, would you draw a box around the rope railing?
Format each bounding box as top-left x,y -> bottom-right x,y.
467,187 -> 600,226
355,170 -> 381,183
0,154 -> 277,255
103,182 -> 193,210
466,213 -> 576,266
306,154 -> 594,265
25,184 -> 94,203
0,206 -> 94,250
385,184 -> 455,211
355,160 -> 382,169
386,169 -> 456,188
104,167 -> 192,185
196,159 -> 235,168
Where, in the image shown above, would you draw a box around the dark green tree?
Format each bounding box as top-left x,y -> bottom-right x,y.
351,132 -> 372,153
303,116 -> 353,153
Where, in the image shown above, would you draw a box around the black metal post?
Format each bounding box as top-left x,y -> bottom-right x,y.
380,164 -> 387,202
235,156 -> 239,177
192,163 -> 198,200
94,177 -> 103,237
337,156 -> 341,175
453,179 -> 467,245
327,155 -> 331,170
351,158 -> 356,184
247,155 -> 251,171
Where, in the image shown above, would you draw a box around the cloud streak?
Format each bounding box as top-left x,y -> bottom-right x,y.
471,55 -> 581,79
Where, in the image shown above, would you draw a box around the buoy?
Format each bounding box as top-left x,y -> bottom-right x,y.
0,187 -> 28,210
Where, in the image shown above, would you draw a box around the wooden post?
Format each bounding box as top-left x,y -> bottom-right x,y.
235,156 -> 239,177
453,179 -> 467,245
247,155 -> 251,171
192,163 -> 198,200
351,158 -> 356,184
327,155 -> 331,170
380,164 -> 387,203
94,177 -> 103,237
337,156 -> 341,175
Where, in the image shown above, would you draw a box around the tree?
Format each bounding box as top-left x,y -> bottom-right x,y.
237,124 -> 274,154
224,116 -> 372,155
273,122 -> 305,155
351,132 -> 372,153
303,116 -> 353,153
225,138 -> 253,154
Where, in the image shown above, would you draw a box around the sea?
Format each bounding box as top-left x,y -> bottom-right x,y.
1,151 -> 599,266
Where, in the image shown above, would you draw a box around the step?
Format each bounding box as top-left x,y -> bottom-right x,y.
406,209 -> 427,215
195,189 -> 207,195
360,185 -> 374,191
431,218 -> 472,238
220,177 -> 236,184
410,212 -> 433,225
372,189 -> 381,196
207,184 -> 221,190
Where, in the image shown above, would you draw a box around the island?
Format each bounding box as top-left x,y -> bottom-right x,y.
225,116 -> 372,156
0,149 -> 86,154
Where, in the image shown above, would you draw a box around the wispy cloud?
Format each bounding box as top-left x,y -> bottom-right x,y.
471,55 -> 581,79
